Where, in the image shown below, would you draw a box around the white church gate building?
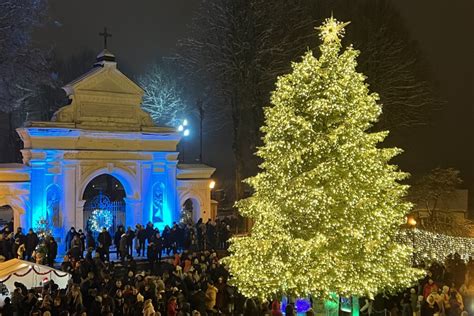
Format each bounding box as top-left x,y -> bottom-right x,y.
0,50 -> 215,248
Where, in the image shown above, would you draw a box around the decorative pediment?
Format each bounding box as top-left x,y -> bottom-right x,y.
68,66 -> 143,96
52,50 -> 155,131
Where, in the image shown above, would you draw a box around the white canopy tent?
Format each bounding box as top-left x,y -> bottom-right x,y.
0,259 -> 70,294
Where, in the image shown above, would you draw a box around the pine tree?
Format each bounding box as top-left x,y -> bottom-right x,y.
222,17 -> 422,299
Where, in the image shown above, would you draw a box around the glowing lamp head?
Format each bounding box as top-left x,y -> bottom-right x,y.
183,129 -> 190,137
178,125 -> 184,132
183,119 -> 188,126
407,216 -> 417,227
209,180 -> 216,189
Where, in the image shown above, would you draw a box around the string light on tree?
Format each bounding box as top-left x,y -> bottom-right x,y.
35,217 -> 52,240
222,17 -> 423,299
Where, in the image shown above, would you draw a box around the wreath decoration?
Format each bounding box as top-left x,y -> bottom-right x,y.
90,209 -> 113,233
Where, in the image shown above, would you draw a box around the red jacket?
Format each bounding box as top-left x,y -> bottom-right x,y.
423,283 -> 438,299
272,300 -> 283,316
167,300 -> 178,316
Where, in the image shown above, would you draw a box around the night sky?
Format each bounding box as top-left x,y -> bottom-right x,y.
35,0 -> 474,204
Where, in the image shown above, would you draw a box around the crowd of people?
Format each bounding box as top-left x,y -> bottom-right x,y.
0,217 -> 233,268
4,217 -> 474,316
0,224 -> 58,267
0,218 -> 251,316
2,249 -> 240,316
64,218 -> 233,264
363,254 -> 474,316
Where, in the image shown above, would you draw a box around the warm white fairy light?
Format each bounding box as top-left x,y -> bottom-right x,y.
222,17 -> 423,300
397,228 -> 474,263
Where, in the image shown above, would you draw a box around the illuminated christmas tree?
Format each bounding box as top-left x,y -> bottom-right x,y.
223,17 -> 422,299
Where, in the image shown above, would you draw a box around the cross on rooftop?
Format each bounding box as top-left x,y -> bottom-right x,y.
99,27 -> 112,49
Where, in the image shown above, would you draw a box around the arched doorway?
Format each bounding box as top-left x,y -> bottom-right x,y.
0,205 -> 13,233
82,174 -> 126,235
182,198 -> 201,224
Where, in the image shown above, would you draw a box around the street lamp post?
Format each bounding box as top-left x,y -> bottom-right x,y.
407,216 -> 417,266
178,119 -> 190,163
197,100 -> 204,163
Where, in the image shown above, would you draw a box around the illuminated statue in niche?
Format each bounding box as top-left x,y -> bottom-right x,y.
153,182 -> 165,223
46,185 -> 61,228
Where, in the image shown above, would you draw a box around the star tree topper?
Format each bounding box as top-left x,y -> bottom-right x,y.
317,16 -> 350,43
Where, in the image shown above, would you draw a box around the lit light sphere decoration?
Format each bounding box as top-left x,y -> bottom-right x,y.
90,209 -> 113,233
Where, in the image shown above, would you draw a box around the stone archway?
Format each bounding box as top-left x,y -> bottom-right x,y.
82,174 -> 126,234
0,184 -> 29,231
77,166 -> 141,231
179,194 -> 203,224
0,205 -> 13,233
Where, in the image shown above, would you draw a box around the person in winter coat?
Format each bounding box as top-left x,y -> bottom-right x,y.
410,288 -> 419,315
47,236 -> 58,267
152,231 -> 164,262
14,227 -> 25,244
271,299 -> 283,316
119,234 -> 128,261
102,290 -> 115,313
143,298 -> 156,316
0,234 -> 8,259
126,227 -> 135,256
114,289 -> 125,316
77,229 -> 86,251
423,279 -> 438,299
25,229 -> 39,260
86,230 -> 95,250
98,227 -> 112,261
205,281 -> 218,313
422,294 -> 440,316
65,227 -> 77,252
215,277 -> 228,313
12,239 -> 21,259
145,222 -> 155,242
167,296 -> 178,316
448,291 -> 462,316
137,224 -> 147,256
3,233 -> 13,259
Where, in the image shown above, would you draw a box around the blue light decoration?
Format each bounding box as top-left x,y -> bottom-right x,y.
90,209 -> 113,233
295,298 -> 312,313
46,185 -> 61,228
86,193 -> 114,233
340,296 -> 359,316
281,296 -> 288,313
152,182 -> 165,224
280,297 -> 312,315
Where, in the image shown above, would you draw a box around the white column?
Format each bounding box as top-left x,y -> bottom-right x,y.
13,198 -> 28,231
62,164 -> 77,232
166,161 -> 178,223
140,163 -> 153,224
75,200 -> 85,230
